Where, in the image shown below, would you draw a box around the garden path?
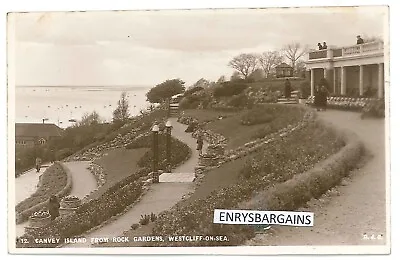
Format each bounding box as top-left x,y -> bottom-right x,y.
246,110 -> 387,246
63,161 -> 97,198
63,118 -> 201,247
159,117 -> 209,182
15,164 -> 51,237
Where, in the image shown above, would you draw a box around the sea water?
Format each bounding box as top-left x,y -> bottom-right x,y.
15,86 -> 152,128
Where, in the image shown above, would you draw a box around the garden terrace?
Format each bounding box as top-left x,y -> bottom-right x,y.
147,118 -> 351,246
183,104 -> 305,150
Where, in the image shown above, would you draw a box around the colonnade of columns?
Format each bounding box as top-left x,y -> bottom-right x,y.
309,63 -> 384,98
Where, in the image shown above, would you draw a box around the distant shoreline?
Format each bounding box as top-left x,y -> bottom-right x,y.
16,85 -> 152,90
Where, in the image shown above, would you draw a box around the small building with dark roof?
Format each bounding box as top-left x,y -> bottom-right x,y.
275,63 -> 294,78
15,123 -> 63,147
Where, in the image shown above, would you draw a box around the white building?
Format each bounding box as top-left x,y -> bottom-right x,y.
305,41 -> 385,98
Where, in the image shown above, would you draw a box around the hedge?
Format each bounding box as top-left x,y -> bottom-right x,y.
16,162 -> 72,224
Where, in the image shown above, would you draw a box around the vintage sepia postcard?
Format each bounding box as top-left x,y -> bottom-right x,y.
7,5 -> 390,255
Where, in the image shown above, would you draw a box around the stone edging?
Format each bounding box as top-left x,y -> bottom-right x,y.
16,162 -> 73,224
192,111 -> 314,180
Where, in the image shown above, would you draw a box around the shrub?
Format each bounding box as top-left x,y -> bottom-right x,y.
131,223 -> 139,230
227,93 -> 254,109
184,86 -> 204,96
213,82 -> 248,98
139,214 -> 151,225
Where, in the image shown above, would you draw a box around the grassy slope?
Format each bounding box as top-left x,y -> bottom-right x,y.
182,109 -> 268,150
183,105 -> 303,150
87,147 -> 148,199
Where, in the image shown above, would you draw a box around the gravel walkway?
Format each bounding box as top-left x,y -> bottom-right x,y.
15,165 -> 49,237
246,110 -> 387,246
63,161 -> 97,198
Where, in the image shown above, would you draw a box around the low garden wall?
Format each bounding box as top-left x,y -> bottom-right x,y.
16,162 -> 72,224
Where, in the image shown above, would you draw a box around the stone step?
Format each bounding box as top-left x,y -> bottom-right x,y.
159,172 -> 195,183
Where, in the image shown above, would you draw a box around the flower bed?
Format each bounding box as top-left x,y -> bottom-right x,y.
148,118 -> 352,246
16,162 -> 72,224
29,211 -> 51,228
305,96 -> 381,112
16,168 -> 146,248
60,196 -> 81,209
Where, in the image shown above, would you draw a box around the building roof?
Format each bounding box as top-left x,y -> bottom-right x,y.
275,62 -> 293,69
15,123 -> 63,138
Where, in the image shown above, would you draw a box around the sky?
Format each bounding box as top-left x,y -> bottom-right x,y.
10,6 -> 387,87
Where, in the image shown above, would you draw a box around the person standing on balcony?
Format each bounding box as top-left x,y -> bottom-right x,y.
357,35 -> 364,44
317,43 -> 323,50
322,42 -> 328,49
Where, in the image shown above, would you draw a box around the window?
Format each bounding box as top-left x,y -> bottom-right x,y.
38,138 -> 46,145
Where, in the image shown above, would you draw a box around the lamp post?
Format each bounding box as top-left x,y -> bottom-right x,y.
151,124 -> 159,183
165,120 -> 172,173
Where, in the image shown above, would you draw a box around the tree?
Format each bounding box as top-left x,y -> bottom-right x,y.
282,43 -> 307,71
113,92 -> 130,124
258,51 -> 283,78
191,78 -> 210,89
217,75 -> 226,83
230,71 -> 242,81
228,53 -> 258,79
146,78 -> 185,103
248,68 -> 265,81
294,59 -> 306,77
77,111 -> 101,126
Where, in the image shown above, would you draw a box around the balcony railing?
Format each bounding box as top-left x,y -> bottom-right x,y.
309,50 -> 327,59
308,41 -> 383,60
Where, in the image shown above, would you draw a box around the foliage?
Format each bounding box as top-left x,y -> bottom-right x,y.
248,68 -> 265,81
240,105 -> 303,127
213,82 -> 248,98
300,80 -> 311,98
150,120 -> 347,246
16,164 -> 67,214
258,51 -> 283,78
139,214 -> 151,225
76,111 -> 102,127
146,79 -> 185,103
228,53 -> 258,79
227,93 -> 254,109
113,92 -> 130,124
184,86 -> 204,97
361,99 -> 385,118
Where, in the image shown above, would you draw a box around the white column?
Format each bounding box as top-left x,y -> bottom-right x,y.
378,63 -> 384,98
359,65 -> 364,96
323,68 -> 327,78
310,69 -> 315,96
341,66 -> 346,95
333,68 -> 336,94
